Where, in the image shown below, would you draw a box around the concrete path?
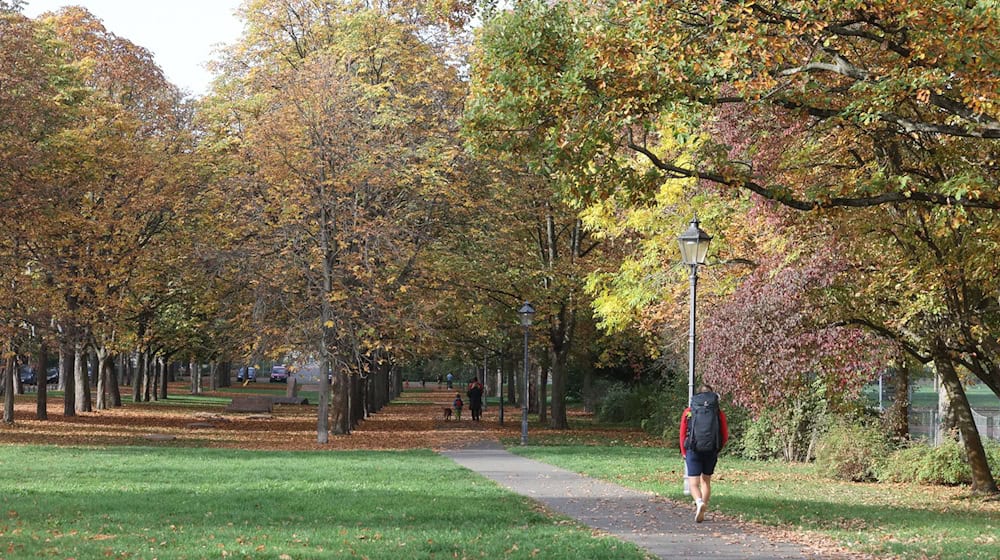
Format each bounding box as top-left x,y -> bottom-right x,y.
441,441 -> 847,560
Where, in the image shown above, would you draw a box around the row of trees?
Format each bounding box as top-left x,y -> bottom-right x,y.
1,4 -> 226,419
3,0 -> 998,497
464,0 -> 1000,493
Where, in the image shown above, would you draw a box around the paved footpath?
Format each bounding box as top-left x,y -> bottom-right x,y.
442,441 -> 852,560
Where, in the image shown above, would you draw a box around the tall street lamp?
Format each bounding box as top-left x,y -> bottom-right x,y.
678,216 -> 711,495
677,215 -> 712,405
518,302 -> 535,445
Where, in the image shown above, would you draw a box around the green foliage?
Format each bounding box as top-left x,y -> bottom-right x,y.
595,375 -> 689,441
732,382 -> 833,462
596,382 -> 652,425
815,420 -> 891,482
878,440 -> 1000,486
736,411 -> 784,461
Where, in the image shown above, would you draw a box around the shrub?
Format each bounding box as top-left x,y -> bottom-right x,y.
737,412 -> 783,461
877,439 -> 1000,485
815,420 -> 891,482
596,382 -> 647,424
735,384 -> 832,462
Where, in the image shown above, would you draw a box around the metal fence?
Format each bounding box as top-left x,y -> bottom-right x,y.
909,407 -> 1000,444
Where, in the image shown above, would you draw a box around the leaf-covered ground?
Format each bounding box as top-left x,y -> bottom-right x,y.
4,383 -> 663,451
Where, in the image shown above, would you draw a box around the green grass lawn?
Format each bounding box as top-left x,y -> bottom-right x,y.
512,445 -> 1000,559
0,445 -> 649,560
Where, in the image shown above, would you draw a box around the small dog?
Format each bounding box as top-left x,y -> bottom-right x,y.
442,407 -> 453,420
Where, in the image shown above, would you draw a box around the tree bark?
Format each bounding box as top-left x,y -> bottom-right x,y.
95,346 -> 108,411
934,342 -> 998,494
108,352 -> 121,407
133,350 -> 144,403
331,365 -> 350,435
62,339 -> 75,417
34,341 -> 48,420
317,354 -> 331,444
74,342 -> 92,413
3,356 -> 14,424
157,355 -> 169,400
883,356 -> 910,441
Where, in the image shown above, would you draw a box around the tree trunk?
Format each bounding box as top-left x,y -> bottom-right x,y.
934,343 -> 998,495
549,358 -> 569,429
109,353 -> 122,407
883,356 -> 910,442
74,342 -> 92,413
95,346 -> 108,411
331,366 -> 350,435
317,354 -> 331,443
3,356 -> 14,424
582,353 -> 595,414
133,351 -> 144,403
190,358 -> 201,395
538,365 -> 548,424
34,341 -> 48,420
504,355 -> 514,406
157,355 -> 169,400
62,339 -> 75,417
58,344 -> 67,392
142,352 -> 152,402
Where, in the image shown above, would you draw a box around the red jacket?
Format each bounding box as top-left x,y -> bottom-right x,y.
679,407 -> 729,457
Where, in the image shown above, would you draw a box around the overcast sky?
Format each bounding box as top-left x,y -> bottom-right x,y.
23,0 -> 245,97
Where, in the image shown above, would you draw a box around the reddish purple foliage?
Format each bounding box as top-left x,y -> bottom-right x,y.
699,246 -> 887,413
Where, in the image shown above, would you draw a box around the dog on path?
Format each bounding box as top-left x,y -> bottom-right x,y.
442,407 -> 453,420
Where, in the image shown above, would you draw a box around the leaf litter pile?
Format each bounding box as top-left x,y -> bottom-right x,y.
3,383 -> 662,451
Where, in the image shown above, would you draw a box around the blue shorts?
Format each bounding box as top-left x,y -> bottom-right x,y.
685,451 -> 719,477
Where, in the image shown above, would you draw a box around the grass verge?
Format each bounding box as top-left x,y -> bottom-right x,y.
512,444 -> 1000,559
0,445 -> 649,560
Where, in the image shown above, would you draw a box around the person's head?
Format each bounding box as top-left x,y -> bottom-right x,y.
697,383 -> 714,394
456,393 -> 461,398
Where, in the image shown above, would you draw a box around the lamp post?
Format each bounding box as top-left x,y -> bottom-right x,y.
677,215 -> 711,494
518,302 -> 535,445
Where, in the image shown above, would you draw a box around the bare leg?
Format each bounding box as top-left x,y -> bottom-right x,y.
700,474 -> 712,504
688,476 -> 703,503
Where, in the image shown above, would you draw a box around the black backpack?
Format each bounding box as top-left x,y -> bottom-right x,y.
685,392 -> 722,453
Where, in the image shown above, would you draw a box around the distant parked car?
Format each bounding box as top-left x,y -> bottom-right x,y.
45,367 -> 59,385
237,366 -> 257,383
269,365 -> 288,383
19,365 -> 36,385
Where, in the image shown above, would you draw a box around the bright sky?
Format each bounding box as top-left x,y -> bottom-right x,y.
23,0 -> 245,97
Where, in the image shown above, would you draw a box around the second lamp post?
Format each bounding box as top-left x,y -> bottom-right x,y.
677,215 -> 712,405
677,215 -> 711,495
518,302 -> 535,445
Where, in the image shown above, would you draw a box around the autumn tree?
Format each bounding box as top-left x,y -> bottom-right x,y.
466,1 -> 999,492
208,0 -> 473,440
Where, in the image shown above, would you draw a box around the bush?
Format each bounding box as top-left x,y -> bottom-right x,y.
596,382 -> 646,424
595,377 -> 690,442
877,439 -> 1000,485
734,383 -> 832,462
815,420 -> 891,482
737,412 -> 783,461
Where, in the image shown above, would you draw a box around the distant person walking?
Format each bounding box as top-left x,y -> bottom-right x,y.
446,372 -> 454,389
453,393 -> 464,421
679,384 -> 729,523
467,378 -> 484,421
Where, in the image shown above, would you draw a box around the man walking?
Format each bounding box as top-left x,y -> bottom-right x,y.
467,378 -> 484,421
679,384 -> 728,523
